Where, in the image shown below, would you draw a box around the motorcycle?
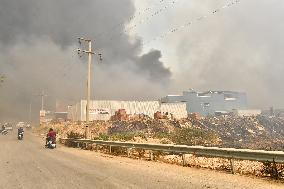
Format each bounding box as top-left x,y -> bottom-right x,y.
45,137 -> 56,149
1,129 -> 8,135
18,132 -> 24,140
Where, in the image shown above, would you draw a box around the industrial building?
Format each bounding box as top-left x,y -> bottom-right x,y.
161,89 -> 248,116
68,100 -> 187,121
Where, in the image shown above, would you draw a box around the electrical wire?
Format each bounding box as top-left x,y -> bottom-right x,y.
108,0 -> 180,41
94,0 -> 176,39
141,0 -> 241,46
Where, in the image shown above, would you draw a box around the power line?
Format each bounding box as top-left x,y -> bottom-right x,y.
94,0 -> 177,39
95,0 -> 180,50
141,0 -> 242,46
110,0 -> 179,40
125,0 -> 180,32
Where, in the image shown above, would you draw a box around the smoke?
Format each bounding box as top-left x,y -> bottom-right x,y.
155,0 -> 284,109
137,50 -> 171,82
0,0 -> 172,121
2,0 -> 283,122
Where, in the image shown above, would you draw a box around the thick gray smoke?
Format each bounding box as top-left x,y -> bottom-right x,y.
0,0 -> 171,121
137,50 -> 171,83
1,0 -> 284,122
162,0 -> 284,109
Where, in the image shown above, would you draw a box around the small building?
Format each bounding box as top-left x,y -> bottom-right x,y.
54,112 -> 68,121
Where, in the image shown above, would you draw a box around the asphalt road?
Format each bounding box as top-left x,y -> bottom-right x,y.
0,131 -> 283,189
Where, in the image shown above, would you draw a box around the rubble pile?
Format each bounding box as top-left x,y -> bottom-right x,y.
89,121 -> 112,138
108,118 -> 176,135
154,111 -> 169,120
110,109 -> 129,121
171,127 -> 221,146
192,116 -> 284,150
257,116 -> 284,138
35,114 -> 284,151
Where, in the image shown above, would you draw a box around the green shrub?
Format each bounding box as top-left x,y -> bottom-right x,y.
172,128 -> 219,146
94,132 -> 147,142
153,132 -> 171,139
95,133 -> 110,141
67,131 -> 84,139
110,133 -> 133,141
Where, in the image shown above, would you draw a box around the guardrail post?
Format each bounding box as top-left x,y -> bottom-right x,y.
109,146 -> 112,153
182,154 -> 186,167
127,148 -> 131,157
230,158 -> 235,174
150,151 -> 154,161
96,145 -> 99,152
77,142 -> 80,148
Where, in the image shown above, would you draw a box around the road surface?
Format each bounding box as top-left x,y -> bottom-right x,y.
0,131 -> 283,189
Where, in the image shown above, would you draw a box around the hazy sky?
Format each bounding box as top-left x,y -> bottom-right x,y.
132,0 -> 284,109
0,0 -> 284,121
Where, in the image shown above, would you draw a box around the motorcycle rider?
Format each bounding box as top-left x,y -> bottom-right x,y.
1,124 -> 8,135
18,126 -> 24,139
46,128 -> 56,147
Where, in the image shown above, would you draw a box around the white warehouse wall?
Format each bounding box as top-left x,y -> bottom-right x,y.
68,100 -> 187,121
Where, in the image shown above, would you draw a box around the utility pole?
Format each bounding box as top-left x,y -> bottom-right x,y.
37,90 -> 47,111
35,90 -> 48,125
77,37 -> 102,139
29,102 -> 32,124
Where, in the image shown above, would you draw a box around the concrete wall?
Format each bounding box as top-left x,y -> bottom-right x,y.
160,103 -> 188,119
232,109 -> 261,117
67,102 -> 81,121
68,100 -> 187,121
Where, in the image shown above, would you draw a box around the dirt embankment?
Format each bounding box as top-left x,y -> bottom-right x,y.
35,115 -> 284,150
34,115 -> 284,179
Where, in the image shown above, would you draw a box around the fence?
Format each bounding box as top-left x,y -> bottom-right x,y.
59,138 -> 284,174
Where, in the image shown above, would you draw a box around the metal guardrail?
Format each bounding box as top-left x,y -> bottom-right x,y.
60,138 -> 284,164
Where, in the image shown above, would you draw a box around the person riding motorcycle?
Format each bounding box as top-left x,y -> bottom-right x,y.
46,128 -> 56,148
1,125 -> 8,135
18,127 -> 24,139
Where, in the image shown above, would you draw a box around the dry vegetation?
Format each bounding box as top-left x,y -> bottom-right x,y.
34,115 -> 284,179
